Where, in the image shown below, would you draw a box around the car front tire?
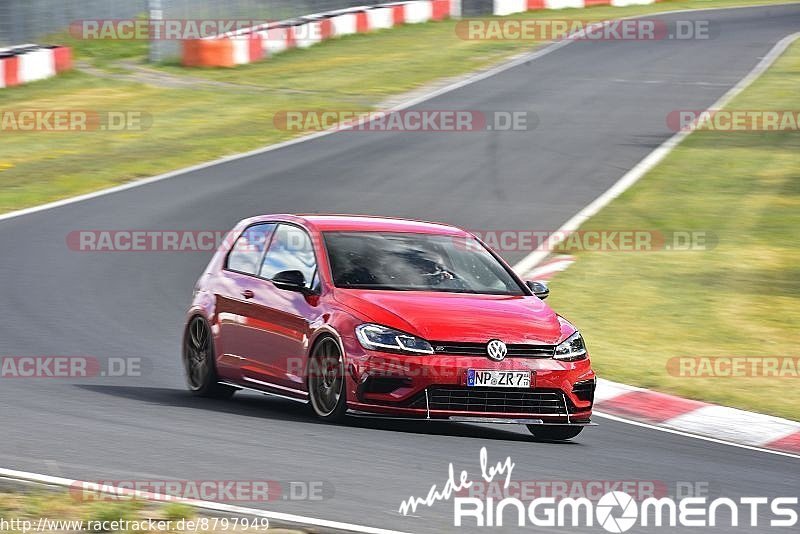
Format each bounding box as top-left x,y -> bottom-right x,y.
307,336 -> 348,422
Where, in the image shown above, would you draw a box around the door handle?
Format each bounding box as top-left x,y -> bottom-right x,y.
241,290 -> 255,299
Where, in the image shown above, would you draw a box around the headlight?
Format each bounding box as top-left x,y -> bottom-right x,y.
355,324 -> 434,355
554,331 -> 587,361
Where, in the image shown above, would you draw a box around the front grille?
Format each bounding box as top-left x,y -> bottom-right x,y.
431,342 -> 555,358
412,387 -> 569,415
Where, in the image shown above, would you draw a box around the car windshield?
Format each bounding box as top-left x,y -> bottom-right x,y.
323,231 -> 525,295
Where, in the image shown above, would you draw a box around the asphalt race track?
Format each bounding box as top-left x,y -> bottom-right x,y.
1,5 -> 799,533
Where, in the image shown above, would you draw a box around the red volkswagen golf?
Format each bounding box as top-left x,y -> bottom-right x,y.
183,214 -> 596,440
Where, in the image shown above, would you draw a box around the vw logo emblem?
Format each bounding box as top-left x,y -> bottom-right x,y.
486,339 -> 507,361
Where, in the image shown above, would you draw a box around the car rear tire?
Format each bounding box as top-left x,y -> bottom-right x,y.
183,316 -> 237,399
527,425 -> 583,441
308,336 -> 347,422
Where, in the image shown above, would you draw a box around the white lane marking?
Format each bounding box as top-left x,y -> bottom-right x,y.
512,30 -> 800,276
1,4 -> 798,225
0,467 -> 413,534
594,412 -> 800,460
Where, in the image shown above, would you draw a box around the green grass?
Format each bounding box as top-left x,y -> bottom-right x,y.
547,39 -> 800,421
84,500 -> 143,528
0,490 -> 138,523
11,490 -> 82,519
0,0 -> 794,213
160,503 -> 194,522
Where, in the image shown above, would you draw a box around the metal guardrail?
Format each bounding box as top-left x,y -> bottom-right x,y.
0,0 -> 146,47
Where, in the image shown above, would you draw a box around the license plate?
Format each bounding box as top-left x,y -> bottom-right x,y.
467,369 -> 531,388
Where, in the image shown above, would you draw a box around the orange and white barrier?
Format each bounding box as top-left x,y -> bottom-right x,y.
182,1 -> 459,68
180,0 -> 664,68
332,13 -> 359,36
494,0 -> 659,14
259,26 -> 289,56
367,7 -> 396,30
494,0 -> 527,16
294,20 -> 324,48
610,0 -> 657,6
403,1 -> 433,23
0,44 -> 72,89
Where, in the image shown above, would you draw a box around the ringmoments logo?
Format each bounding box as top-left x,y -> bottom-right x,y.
398,447 -> 799,530
596,492 -> 638,533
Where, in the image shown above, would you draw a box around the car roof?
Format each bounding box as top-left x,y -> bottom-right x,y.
250,214 -> 470,236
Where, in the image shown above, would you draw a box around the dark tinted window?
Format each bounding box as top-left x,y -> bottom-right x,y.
226,224 -> 275,275
324,232 -> 524,295
260,224 -> 317,288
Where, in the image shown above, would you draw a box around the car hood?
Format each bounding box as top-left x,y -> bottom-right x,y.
333,290 -> 565,345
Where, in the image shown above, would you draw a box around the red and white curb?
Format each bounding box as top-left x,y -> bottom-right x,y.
596,378 -> 800,455
0,44 -> 72,89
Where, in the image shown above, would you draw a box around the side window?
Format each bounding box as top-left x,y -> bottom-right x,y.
260,224 -> 317,287
226,224 -> 275,275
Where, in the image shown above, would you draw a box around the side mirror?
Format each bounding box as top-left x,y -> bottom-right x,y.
272,270 -> 308,292
526,280 -> 550,300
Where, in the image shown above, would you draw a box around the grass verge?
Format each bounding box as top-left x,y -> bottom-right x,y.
547,38 -> 800,421
0,0 -> 794,213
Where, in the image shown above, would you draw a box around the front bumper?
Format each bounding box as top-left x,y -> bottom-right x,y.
346,409 -> 597,426
342,336 -> 596,423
